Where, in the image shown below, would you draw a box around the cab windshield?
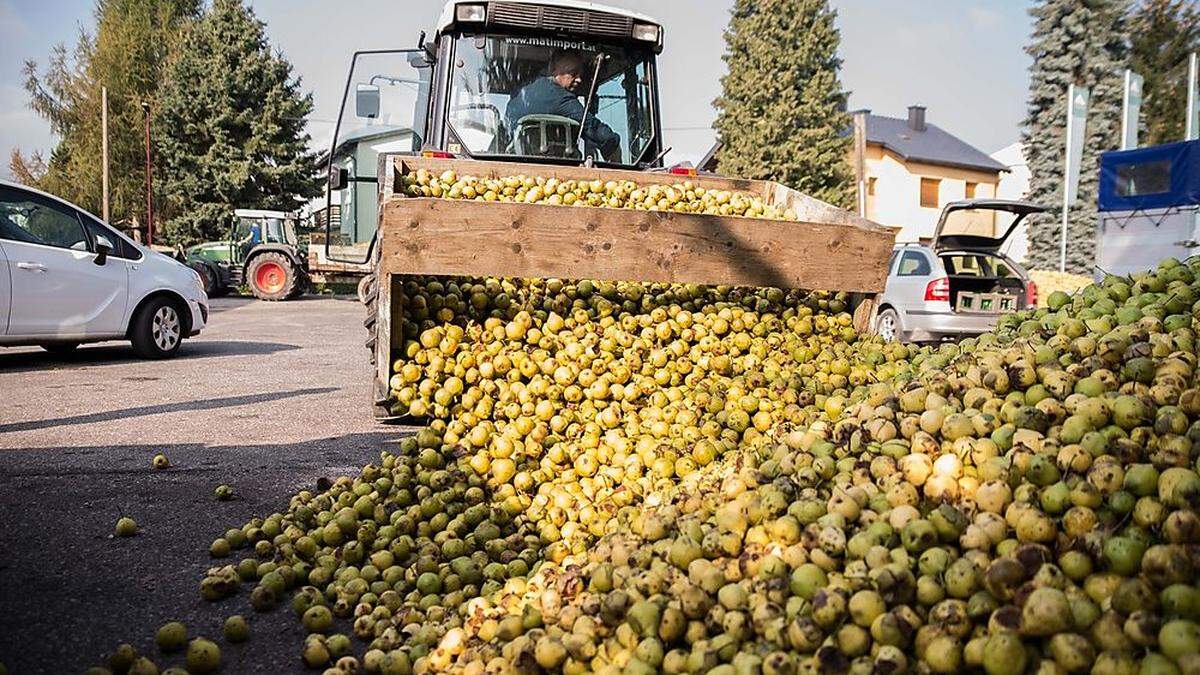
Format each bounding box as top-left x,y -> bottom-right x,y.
448,35 -> 655,165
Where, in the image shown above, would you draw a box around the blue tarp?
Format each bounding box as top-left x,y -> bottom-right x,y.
1099,140 -> 1200,211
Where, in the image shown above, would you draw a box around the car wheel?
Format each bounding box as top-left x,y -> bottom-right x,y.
246,252 -> 297,301
131,298 -> 185,359
40,342 -> 80,355
875,307 -> 902,342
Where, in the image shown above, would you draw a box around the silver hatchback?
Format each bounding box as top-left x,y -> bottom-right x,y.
875,199 -> 1045,342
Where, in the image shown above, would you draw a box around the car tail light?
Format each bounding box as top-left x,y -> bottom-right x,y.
1026,280 -> 1038,307
422,150 -> 455,159
924,277 -> 950,302
669,165 -> 697,176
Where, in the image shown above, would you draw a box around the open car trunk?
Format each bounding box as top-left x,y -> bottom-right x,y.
931,199 -> 1045,314
940,251 -> 1028,313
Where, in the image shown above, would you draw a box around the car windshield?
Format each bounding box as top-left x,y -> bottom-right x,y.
448,35 -> 655,165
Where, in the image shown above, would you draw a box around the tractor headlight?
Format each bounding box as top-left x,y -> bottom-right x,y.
632,23 -> 660,43
456,3 -> 486,23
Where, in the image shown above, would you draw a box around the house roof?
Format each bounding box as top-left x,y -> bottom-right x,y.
861,113 -> 1007,174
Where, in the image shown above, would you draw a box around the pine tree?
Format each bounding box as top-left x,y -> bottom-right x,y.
13,0 -> 199,228
156,0 -> 320,245
713,0 -> 854,208
1022,0 -> 1129,274
1129,0 -> 1200,146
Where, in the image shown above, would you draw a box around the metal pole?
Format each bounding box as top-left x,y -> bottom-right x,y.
143,101 -> 154,246
1060,84 -> 1073,274
101,86 -> 109,223
1120,70 -> 1131,151
853,111 -> 867,217
1188,53 -> 1198,140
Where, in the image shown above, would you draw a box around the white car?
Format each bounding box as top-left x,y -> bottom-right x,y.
0,181 -> 208,358
874,199 -> 1042,343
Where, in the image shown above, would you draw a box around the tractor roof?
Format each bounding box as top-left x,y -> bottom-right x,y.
436,0 -> 662,35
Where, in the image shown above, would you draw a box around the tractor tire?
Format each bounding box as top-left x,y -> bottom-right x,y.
363,249 -> 380,366
286,271 -> 309,299
246,252 -> 297,301
362,243 -> 395,421
188,261 -> 219,297
357,275 -> 373,305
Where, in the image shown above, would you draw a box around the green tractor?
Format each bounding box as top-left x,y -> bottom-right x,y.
185,209 -> 309,301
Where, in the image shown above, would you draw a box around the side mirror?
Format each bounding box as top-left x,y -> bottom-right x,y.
329,166 -> 349,191
94,234 -> 113,266
356,84 -> 380,119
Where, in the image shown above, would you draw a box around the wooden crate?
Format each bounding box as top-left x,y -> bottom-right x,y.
370,154 -> 898,408
376,156 -> 896,292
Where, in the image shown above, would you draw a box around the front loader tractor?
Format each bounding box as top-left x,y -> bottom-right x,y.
185,209 -> 309,301
319,1 -> 898,420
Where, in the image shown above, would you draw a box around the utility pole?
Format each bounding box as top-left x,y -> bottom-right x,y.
102,86 -> 110,223
852,110 -> 868,217
142,101 -> 155,246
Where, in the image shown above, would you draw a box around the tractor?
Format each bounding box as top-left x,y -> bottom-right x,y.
185,209 -> 308,301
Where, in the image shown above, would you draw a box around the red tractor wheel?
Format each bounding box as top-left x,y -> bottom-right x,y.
247,252 -> 297,301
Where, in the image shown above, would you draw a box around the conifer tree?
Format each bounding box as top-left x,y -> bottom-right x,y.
713,0 -> 854,208
1022,0 -> 1129,273
156,0 -> 319,245
1129,0 -> 1200,146
14,0 -> 199,227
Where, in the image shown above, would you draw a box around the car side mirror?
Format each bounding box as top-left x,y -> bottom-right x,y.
94,234 -> 113,266
356,84 -> 380,119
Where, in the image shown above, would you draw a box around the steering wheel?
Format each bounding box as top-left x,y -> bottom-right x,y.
451,102 -> 502,127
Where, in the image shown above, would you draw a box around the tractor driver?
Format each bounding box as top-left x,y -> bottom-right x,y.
236,217 -> 262,261
505,50 -> 622,162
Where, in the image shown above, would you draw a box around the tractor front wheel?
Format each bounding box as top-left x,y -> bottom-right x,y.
247,252 -> 297,301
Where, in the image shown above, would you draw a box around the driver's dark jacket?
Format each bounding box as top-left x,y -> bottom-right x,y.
505,77 -> 619,150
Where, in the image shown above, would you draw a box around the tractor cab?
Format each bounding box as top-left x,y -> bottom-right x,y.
322,0 -> 666,265
231,210 -> 300,262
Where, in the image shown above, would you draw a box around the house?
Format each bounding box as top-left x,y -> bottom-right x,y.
852,106 -> 1008,241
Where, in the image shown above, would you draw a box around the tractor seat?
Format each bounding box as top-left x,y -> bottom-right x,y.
509,115 -> 581,159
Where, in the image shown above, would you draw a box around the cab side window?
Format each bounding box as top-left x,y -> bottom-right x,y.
0,186 -> 88,250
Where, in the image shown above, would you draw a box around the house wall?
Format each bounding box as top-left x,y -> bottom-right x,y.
858,145 -> 1001,241
991,142 -> 1030,262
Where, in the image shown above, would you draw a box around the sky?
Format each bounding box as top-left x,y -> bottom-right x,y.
0,0 -> 1034,180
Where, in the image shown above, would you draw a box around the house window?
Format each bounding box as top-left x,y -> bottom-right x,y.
965,181 -> 977,199
920,177 -> 940,208
867,177 -> 877,196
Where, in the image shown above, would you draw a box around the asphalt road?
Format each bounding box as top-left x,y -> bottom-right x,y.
0,296 -> 413,674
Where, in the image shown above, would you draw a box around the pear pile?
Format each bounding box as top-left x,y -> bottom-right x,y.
400,169 -> 800,221
431,259 -> 1200,675
1029,270 -> 1092,308
387,278 -> 910,558
84,256 -> 1200,675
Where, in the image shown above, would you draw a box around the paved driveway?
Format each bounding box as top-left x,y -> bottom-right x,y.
0,296 -> 410,674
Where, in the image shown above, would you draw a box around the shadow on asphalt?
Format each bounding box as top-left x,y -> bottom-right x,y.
0,339 -> 300,373
0,387 -> 338,434
210,294 -> 358,308
206,296 -> 258,312
0,430 -> 409,674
